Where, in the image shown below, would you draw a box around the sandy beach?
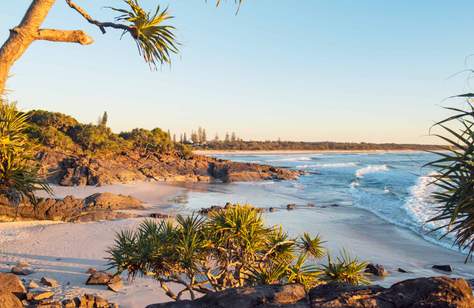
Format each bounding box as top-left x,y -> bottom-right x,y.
0,180 -> 473,307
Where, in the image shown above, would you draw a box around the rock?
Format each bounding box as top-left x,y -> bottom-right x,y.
0,273 -> 27,299
11,266 -> 33,276
28,280 -> 40,289
330,203 -> 340,207
16,261 -> 30,268
149,213 -> 171,219
35,299 -> 62,307
309,276 -> 474,308
365,263 -> 387,276
107,276 -> 123,292
432,264 -> 453,272
397,267 -> 409,273
83,192 -> 143,211
146,284 -> 307,308
269,207 -> 276,212
86,267 -> 97,274
287,204 -> 296,210
86,271 -> 113,285
30,290 -> 54,301
71,294 -> 117,308
307,203 -> 316,207
40,277 -> 59,288
0,291 -> 23,308
62,299 -> 76,308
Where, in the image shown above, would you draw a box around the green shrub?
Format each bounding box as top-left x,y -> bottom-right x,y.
0,101 -> 51,205
107,204 -> 368,301
119,127 -> 174,154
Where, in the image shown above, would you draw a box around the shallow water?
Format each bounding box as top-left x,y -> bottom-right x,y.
173,152 -> 459,253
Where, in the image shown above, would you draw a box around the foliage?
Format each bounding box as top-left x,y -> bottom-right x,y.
0,100 -> 51,205
110,0 -> 178,69
426,99 -> 474,261
320,250 -> 369,285
119,128 -> 174,154
107,204 -> 368,301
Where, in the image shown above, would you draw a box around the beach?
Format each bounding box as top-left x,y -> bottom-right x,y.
1,164 -> 474,307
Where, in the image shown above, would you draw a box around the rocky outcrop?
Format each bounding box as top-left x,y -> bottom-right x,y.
151,277 -> 474,308
0,193 -> 143,222
147,284 -> 308,308
38,149 -> 301,187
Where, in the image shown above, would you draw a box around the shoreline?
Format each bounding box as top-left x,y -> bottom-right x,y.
193,149 -> 430,155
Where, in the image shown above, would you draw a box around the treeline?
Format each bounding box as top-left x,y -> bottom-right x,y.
26,110 -> 192,158
193,140 -> 442,151
178,127 -> 241,144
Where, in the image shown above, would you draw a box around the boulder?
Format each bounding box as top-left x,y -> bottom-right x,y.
0,291 -> 23,308
146,284 -> 307,308
28,290 -> 54,301
432,264 -> 453,272
365,263 -> 387,276
107,276 -> 123,292
86,271 -> 113,285
287,204 -> 297,210
11,266 -> 33,276
28,280 -> 40,289
40,277 -> 59,288
0,273 -> 27,299
309,276 -> 474,308
83,192 -> 143,211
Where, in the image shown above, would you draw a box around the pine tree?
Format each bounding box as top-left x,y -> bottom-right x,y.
231,132 -> 237,142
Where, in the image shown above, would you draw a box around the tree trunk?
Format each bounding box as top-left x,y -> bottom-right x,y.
0,0 -> 56,95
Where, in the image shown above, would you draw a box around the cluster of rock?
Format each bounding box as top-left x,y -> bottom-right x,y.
38,149 -> 301,187
0,268 -> 118,308
0,192 -> 143,222
148,276 -> 474,308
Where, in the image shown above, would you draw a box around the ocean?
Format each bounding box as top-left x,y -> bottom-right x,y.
176,151 -> 457,253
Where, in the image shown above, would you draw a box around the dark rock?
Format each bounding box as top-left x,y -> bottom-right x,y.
287,204 -> 296,210
0,273 -> 27,299
432,264 -> 453,272
149,213 -> 171,219
86,268 -> 97,274
146,284 -> 307,308
330,203 -> 340,207
365,263 -> 387,276
40,277 -> 59,288
11,266 -> 33,276
309,276 -> 474,308
269,207 -> 276,212
86,271 -> 113,285
397,268 -> 409,273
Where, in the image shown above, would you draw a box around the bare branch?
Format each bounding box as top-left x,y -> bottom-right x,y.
35,29 -> 93,45
65,0 -> 131,34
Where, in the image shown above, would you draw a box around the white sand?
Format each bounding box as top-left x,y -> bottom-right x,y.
0,182 -> 186,308
1,181 -> 473,307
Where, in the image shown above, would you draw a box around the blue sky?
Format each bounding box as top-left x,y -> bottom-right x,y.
1,1 -> 474,143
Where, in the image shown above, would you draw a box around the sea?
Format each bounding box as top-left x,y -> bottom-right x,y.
175,151 -> 457,252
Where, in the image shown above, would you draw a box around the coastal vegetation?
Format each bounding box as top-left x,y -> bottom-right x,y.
0,99 -> 50,206
427,99 -> 474,261
107,204 -> 368,301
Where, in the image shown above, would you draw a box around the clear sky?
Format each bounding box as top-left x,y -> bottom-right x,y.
1,1 -> 474,144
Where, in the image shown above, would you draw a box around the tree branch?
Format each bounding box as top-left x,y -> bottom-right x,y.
35,29 -> 93,45
65,0 -> 131,34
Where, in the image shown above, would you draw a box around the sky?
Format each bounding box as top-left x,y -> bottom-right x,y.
1,1 -> 474,144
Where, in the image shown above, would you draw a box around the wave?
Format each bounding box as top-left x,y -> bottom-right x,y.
269,156 -> 312,162
355,164 -> 389,178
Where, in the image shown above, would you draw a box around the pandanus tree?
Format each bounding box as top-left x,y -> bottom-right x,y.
0,0 -> 244,95
107,204 -> 369,301
427,96 -> 474,261
0,100 -> 51,206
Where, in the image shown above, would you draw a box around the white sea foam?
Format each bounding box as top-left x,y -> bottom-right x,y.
355,164 -> 389,178
269,156 -> 312,162
316,162 -> 358,168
